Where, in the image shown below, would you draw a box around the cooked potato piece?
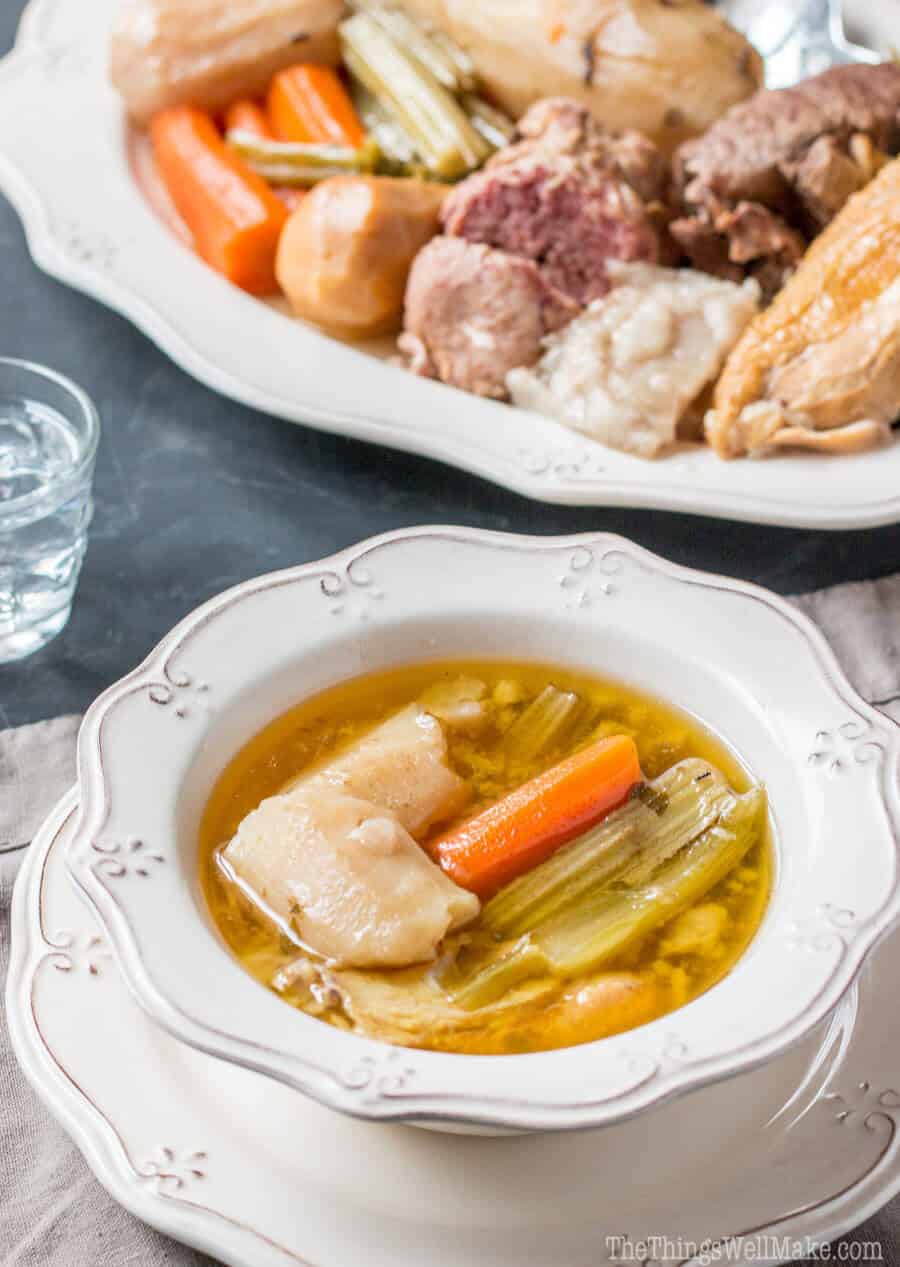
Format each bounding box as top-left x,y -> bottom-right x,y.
111,0 -> 343,124
395,0 -> 762,149
538,974 -> 660,1047
276,176 -> 447,338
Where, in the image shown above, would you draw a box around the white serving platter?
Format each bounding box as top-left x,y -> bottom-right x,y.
8,789 -> 900,1267
1,0 -> 899,528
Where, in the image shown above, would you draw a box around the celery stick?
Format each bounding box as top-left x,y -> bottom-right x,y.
366,6 -> 467,93
504,685 -> 583,763
350,1 -> 478,92
351,84 -> 418,166
464,95 -> 516,149
340,13 -> 490,179
227,132 -> 382,185
430,28 -> 478,93
483,760 -> 731,938
538,788 -> 765,976
444,937 -> 550,1011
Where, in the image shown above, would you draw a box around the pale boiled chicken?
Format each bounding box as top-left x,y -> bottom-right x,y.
222,789 -> 479,968
286,704 -> 470,837
396,0 -> 762,151
707,157 -> 900,458
111,0 -> 343,124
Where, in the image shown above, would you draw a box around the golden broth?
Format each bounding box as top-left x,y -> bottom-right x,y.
201,660 -> 771,1054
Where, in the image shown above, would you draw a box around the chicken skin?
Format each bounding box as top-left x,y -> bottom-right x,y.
706,157 -> 900,458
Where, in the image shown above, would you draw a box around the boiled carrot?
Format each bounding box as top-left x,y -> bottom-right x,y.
151,106 -> 288,295
429,735 -> 641,899
224,100 -> 275,140
268,64 -> 366,147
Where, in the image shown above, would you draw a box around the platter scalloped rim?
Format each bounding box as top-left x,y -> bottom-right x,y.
1,0 -> 900,527
60,526 -> 900,1132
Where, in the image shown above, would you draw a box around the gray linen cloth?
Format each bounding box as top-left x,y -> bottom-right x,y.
1,575 -> 899,1267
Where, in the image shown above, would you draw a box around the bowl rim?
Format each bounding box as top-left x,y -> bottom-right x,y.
64,528 -> 900,1131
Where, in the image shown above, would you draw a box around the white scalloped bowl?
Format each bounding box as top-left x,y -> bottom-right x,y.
65,529 -> 900,1133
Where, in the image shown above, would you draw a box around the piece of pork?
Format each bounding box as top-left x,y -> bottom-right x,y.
508,262 -> 759,458
672,64 -> 900,294
441,99 -> 665,307
400,236 -> 577,398
222,789 -> 479,969
110,0 -> 342,124
707,158 -> 900,458
286,704 -> 470,838
497,99 -> 669,206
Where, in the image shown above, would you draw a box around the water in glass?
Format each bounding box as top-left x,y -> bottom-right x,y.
0,362 -> 98,662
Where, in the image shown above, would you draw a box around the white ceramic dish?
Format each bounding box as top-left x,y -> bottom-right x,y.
1,0 -> 899,528
61,527 -> 900,1133
10,790 -> 900,1267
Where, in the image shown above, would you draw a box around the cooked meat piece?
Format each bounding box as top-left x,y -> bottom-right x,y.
441,99 -> 665,306
110,0 -> 342,124
671,201 -> 805,298
401,236 -> 577,398
673,64 -> 900,290
222,789 -> 480,969
508,262 -> 759,458
676,64 -> 900,211
500,99 -> 669,206
395,0 -> 762,151
331,965 -> 657,1053
707,158 -> 900,458
286,703 -> 470,838
781,135 -> 874,229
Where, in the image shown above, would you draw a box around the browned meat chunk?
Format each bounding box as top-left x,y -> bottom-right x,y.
672,64 -> 900,294
400,236 -> 577,399
441,99 -> 666,306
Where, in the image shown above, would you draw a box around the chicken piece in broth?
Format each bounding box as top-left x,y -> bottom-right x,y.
286,703 -> 470,837
222,788 -> 479,968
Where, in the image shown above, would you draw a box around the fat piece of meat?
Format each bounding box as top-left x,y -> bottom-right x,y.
707,157 -> 900,458
441,99 -> 665,306
672,64 -> 900,295
508,262 -> 759,457
400,236 -> 577,399
223,789 -> 479,968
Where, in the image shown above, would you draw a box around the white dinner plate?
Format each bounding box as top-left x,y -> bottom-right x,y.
8,790 -> 900,1267
1,0 -> 899,528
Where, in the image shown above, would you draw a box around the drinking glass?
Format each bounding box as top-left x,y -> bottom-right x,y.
0,359 -> 100,662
